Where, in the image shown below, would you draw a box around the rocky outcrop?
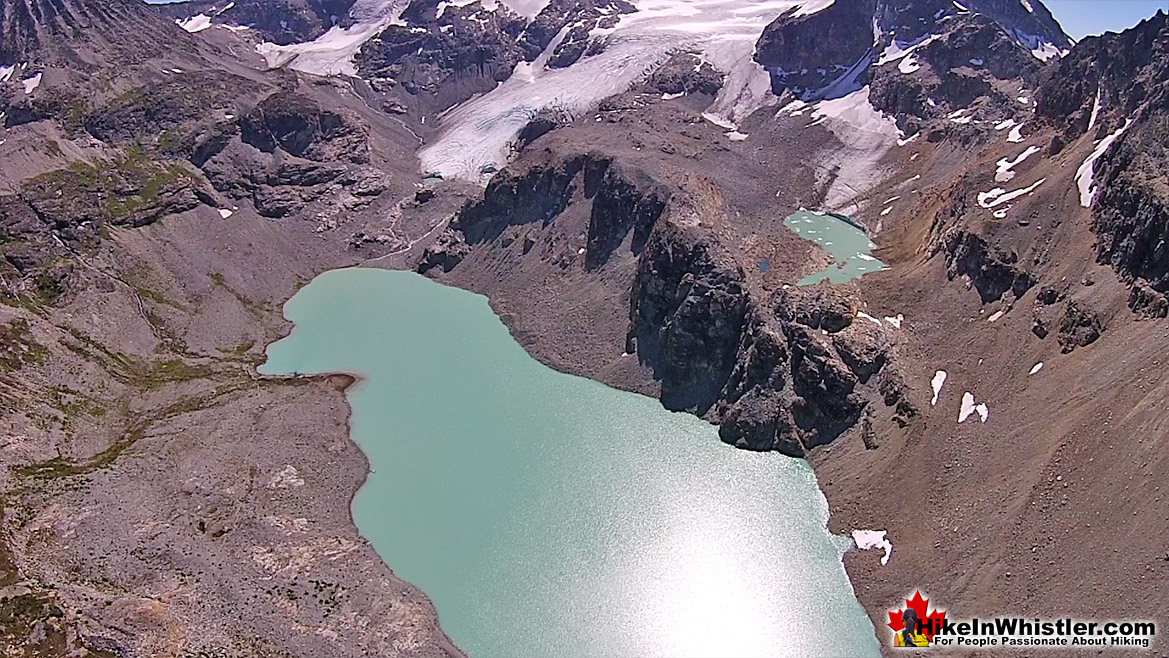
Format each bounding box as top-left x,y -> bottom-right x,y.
929,177 -> 1035,303
646,54 -> 724,97
754,0 -> 876,98
1,151 -> 207,302
1038,12 -> 1169,313
755,0 -> 1067,105
713,285 -> 907,456
584,163 -> 668,269
355,0 -> 527,110
516,0 -> 632,64
877,0 -> 1067,51
628,224 -> 749,415
1036,10 -> 1167,143
424,149 -> 911,458
354,0 -> 632,112
1057,300 -> 1103,352
939,230 -> 1034,303
240,91 -> 370,164
869,14 -> 1042,135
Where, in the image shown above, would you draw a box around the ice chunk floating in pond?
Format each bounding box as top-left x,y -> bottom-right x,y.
784,210 -> 886,285
852,530 -> 892,566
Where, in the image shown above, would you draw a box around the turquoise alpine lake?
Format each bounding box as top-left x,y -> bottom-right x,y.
784,210 -> 886,285
259,268 -> 880,657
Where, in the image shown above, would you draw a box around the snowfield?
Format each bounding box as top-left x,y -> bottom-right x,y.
420,0 -> 841,181
256,0 -> 413,77
1075,119 -> 1132,207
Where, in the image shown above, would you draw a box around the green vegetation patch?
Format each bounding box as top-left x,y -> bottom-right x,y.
0,319 -> 48,373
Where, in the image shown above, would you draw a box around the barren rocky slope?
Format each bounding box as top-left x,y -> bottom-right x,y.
1,0 -> 1167,655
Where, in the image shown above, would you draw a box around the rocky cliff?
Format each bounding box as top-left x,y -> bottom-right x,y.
1035,12 -> 1169,316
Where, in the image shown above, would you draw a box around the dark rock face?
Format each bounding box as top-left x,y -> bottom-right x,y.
417,229 -> 471,273
646,54 -> 724,96
516,107 -> 572,150
584,163 -> 668,270
754,0 -> 876,97
712,285 -> 904,457
754,0 -> 1067,104
1057,301 -> 1103,352
240,91 -> 369,164
1038,13 -> 1169,312
516,0 -> 633,63
355,0 -> 527,110
931,176 -> 1036,304
355,0 -> 632,112
878,0 -> 1066,50
940,230 -> 1034,303
629,225 -> 749,415
868,14 -> 1042,134
1036,11 -> 1167,143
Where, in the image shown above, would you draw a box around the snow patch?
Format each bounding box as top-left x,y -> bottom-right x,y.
177,14 -> 213,32
994,118 -> 1016,131
725,130 -> 749,141
969,58 -> 983,66
256,0 -> 410,77
931,370 -> 946,406
896,132 -> 919,146
661,91 -> 685,100
876,34 -> 939,67
1029,362 -> 1043,375
899,54 -> 921,74
218,208 -> 234,219
978,177 -> 1046,209
1007,123 -> 1025,143
1020,0 -> 1033,13
987,309 -> 1004,322
883,314 -> 903,328
958,391 -> 989,423
1075,119 -> 1131,208
857,311 -> 883,326
994,145 -> 1039,182
852,529 -> 892,565
21,72 -> 41,95
1087,88 -> 1102,131
0,65 -> 14,83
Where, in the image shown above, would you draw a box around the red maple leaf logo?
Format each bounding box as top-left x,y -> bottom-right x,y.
888,590 -> 947,642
